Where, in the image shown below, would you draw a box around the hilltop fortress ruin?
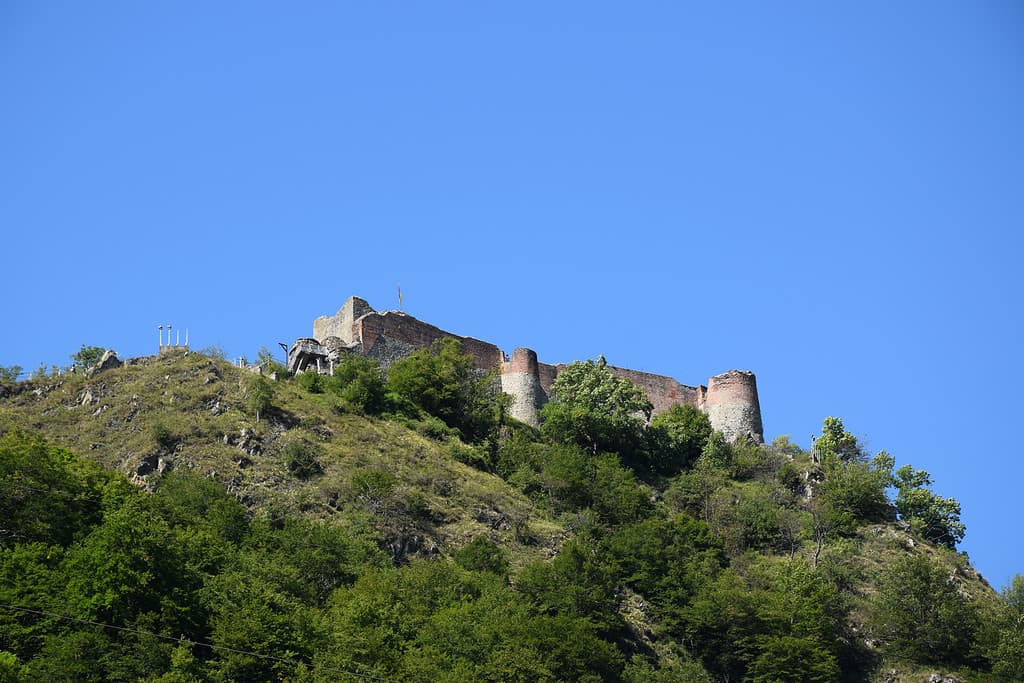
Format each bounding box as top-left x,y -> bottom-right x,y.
287,296 -> 763,442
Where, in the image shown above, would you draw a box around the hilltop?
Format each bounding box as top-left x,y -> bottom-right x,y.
0,345 -> 1020,682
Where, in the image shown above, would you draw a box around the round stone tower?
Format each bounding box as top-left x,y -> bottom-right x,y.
501,347 -> 545,427
703,369 -> 764,443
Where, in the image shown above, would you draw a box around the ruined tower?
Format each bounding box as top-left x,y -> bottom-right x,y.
700,369 -> 763,443
500,348 -> 546,427
313,296 -> 374,345
291,297 -> 765,444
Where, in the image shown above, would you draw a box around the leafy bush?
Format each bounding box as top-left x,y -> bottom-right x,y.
539,356 -> 651,458
454,536 -> 508,575
151,421 -> 176,452
873,553 -> 980,665
647,403 -> 712,473
296,370 -> 324,394
893,464 -> 965,548
283,440 -> 323,479
819,451 -> 893,524
70,345 -> 105,374
247,376 -> 274,422
329,354 -> 386,414
387,337 -> 502,443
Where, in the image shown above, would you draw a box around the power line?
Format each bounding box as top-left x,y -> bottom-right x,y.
0,602 -> 400,683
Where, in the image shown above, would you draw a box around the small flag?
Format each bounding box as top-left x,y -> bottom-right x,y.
398,283 -> 403,310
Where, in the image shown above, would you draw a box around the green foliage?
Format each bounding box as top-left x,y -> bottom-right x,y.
198,344 -> 226,360
605,514 -> 724,635
283,440 -> 323,479
729,435 -> 781,481
700,431 -> 732,468
894,464 -> 966,548
247,375 -> 274,422
152,469 -> 249,544
454,536 -> 508,575
328,354 -> 387,414
296,369 -> 324,394
0,429 -> 123,549
873,553 -> 980,666
320,561 -> 624,680
0,651 -> 22,683
0,351 -> 1007,680
0,365 -> 22,382
647,403 -> 712,473
667,453 -> 728,526
70,345 -> 105,374
256,346 -> 289,377
516,534 -> 624,636
150,421 -> 177,452
540,356 -> 651,457
819,450 -> 894,524
991,575 -> 1024,680
814,416 -> 862,463
682,559 -> 843,682
387,337 -> 502,443
504,440 -> 651,525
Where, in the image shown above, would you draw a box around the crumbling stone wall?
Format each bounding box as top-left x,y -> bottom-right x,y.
606,366 -> 700,416
701,369 -> 763,443
313,296 -> 374,344
357,310 -> 503,371
500,348 -> 546,427
292,296 -> 764,442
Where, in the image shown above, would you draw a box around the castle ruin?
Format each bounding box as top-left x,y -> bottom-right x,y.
287,296 -> 763,442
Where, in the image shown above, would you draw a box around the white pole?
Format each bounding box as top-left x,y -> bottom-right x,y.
158,325 -> 163,348
185,329 -> 189,346
176,329 -> 180,345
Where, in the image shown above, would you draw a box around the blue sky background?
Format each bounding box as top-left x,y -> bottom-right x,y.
2,2 -> 1022,589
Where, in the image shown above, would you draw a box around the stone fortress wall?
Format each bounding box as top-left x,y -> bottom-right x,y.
289,296 -> 763,442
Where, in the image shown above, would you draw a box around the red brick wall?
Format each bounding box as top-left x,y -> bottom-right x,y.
357,312 -> 503,370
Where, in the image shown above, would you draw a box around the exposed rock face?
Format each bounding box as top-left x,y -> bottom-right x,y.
87,350 -> 122,376
290,296 -> 765,442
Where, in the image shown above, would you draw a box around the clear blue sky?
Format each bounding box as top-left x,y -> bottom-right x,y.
2,2 -> 1022,589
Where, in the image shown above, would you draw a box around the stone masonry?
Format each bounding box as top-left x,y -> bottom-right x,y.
288,296 -> 764,442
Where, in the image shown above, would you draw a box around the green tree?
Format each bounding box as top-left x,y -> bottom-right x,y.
387,337 -> 502,443
539,356 -> 652,457
873,553 -> 980,665
284,440 -> 323,479
648,403 -> 712,473
329,354 -> 387,414
818,450 -> 894,524
0,365 -> 22,382
256,346 -> 289,376
893,464 -> 965,548
70,345 -> 105,374
247,376 -> 274,423
454,536 -> 509,576
0,429 -> 122,549
813,416 -> 861,463
991,574 -> 1024,680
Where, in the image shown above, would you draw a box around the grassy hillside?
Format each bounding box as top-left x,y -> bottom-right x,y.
0,350 -> 561,568
0,347 -> 1019,682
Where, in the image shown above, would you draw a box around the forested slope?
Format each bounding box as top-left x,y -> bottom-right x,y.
0,345 -> 1021,682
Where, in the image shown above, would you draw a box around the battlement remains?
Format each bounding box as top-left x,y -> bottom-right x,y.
289,296 -> 763,441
